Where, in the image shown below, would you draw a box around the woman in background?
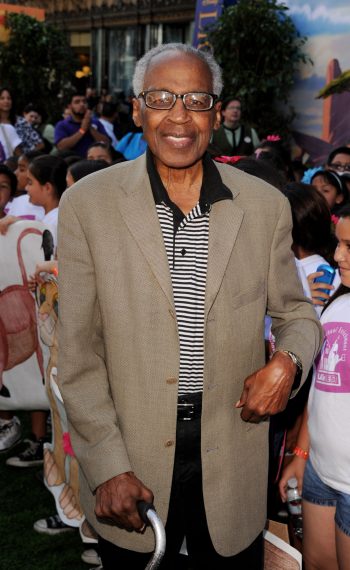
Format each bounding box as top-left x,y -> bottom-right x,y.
0,87 -> 44,154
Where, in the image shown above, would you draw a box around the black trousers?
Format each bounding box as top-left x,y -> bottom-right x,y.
99,413 -> 263,569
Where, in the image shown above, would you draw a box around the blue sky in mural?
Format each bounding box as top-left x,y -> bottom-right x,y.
285,0 -> 350,36
282,0 -> 350,137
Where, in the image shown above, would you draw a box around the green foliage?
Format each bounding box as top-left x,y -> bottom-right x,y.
207,0 -> 312,139
317,69 -> 350,99
0,13 -> 76,122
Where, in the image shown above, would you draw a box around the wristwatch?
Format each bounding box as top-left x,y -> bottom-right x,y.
282,350 -> 302,370
279,350 -> 303,391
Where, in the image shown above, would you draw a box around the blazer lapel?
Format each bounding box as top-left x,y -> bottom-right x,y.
117,162 -> 175,310
115,156 -> 243,316
205,198 -> 244,319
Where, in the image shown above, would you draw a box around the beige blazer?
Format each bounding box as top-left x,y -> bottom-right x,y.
58,154 -> 322,556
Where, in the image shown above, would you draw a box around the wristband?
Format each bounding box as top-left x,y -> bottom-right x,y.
293,445 -> 309,460
79,127 -> 86,135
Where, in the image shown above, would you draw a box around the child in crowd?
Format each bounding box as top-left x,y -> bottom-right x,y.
310,169 -> 349,216
66,158 -> 109,188
1,150 -> 45,225
279,206 -> 350,569
282,182 -> 340,316
0,164 -> 17,218
25,155 -> 67,251
86,141 -> 114,164
0,154 -> 66,249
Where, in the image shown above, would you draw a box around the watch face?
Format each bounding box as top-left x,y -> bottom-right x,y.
91,123 -> 97,130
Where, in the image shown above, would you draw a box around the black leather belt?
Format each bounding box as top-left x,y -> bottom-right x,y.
177,392 -> 202,421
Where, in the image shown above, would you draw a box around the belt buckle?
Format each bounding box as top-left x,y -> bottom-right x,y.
177,401 -> 195,421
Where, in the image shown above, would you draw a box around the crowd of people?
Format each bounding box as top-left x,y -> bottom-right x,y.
1,42 -> 350,570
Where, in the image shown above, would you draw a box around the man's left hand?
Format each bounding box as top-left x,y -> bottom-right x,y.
235,352 -> 297,423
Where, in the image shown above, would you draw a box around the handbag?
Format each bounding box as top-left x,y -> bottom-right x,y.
0,221 -> 51,410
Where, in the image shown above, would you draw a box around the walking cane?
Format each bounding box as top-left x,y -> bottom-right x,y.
138,501 -> 166,570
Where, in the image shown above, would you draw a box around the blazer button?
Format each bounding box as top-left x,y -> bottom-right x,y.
166,377 -> 177,384
165,440 -> 174,447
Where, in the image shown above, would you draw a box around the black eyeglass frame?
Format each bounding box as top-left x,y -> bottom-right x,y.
138,90 -> 218,111
329,162 -> 350,172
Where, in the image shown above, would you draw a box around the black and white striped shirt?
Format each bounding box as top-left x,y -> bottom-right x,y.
147,151 -> 232,395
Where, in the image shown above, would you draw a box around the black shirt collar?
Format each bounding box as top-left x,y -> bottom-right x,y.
147,148 -> 232,217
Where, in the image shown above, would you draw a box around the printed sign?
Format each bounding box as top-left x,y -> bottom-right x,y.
192,0 -> 237,49
315,322 -> 350,393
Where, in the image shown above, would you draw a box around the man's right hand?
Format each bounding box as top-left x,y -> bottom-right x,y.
95,471 -> 154,532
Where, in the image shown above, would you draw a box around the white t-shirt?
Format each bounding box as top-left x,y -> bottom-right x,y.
6,194 -> 45,220
295,254 -> 341,317
42,207 -> 58,249
0,123 -> 22,159
308,293 -> 350,494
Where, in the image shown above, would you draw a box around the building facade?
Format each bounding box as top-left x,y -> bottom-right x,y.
12,0 -> 196,97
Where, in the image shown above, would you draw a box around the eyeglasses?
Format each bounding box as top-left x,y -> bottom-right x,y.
138,90 -> 218,111
329,162 -> 350,172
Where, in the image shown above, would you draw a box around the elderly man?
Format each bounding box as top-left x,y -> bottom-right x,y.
58,44 -> 322,569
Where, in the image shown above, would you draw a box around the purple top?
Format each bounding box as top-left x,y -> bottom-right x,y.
54,116 -> 108,157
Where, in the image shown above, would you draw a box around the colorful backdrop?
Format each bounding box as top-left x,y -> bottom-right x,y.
286,0 -> 350,163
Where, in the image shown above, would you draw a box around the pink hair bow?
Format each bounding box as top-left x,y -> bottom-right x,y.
215,155 -> 243,164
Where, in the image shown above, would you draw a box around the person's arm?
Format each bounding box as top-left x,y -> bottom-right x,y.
13,144 -> 24,156
278,405 -> 309,500
28,260 -> 58,291
89,119 -> 110,144
307,270 -> 334,307
55,129 -> 85,151
33,140 -> 45,152
55,112 -> 108,151
58,191 -> 153,530
236,350 -> 298,421
236,198 -> 323,422
0,215 -> 19,234
55,115 -> 89,151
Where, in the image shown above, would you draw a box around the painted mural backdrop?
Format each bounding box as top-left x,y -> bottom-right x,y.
286,0 -> 350,163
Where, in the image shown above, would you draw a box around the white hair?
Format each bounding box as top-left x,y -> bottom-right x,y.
132,43 -> 223,98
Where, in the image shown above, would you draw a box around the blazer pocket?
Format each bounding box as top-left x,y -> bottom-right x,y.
231,281 -> 266,310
